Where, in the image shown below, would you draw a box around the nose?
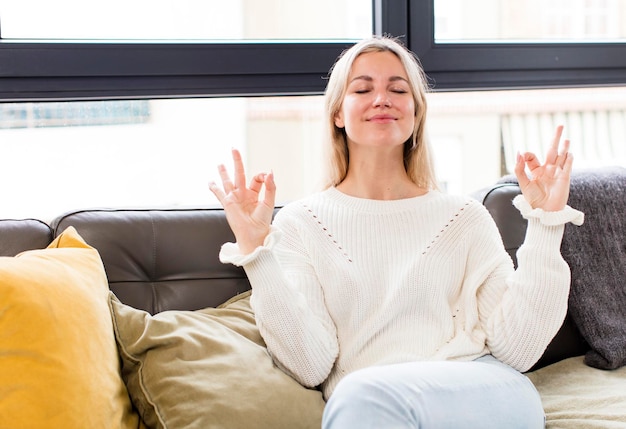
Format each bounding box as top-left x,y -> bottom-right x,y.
373,91 -> 391,108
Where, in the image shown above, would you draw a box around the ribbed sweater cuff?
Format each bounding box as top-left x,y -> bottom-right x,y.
218,226 -> 282,267
513,195 -> 584,226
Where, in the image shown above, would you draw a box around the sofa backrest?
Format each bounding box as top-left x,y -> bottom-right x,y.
4,168 -> 621,370
0,219 -> 53,257
51,207 -> 251,314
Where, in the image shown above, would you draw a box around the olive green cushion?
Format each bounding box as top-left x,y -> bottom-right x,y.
110,290 -> 325,429
527,356 -> 626,428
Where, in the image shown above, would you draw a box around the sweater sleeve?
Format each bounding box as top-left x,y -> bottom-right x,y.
219,209 -> 339,387
475,199 -> 584,372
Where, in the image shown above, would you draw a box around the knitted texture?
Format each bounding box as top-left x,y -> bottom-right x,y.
561,168 -> 626,369
221,188 -> 575,398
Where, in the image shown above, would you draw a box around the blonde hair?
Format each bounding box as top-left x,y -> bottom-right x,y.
323,36 -> 438,190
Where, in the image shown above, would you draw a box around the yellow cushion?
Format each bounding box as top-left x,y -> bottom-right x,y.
0,227 -> 142,429
110,290 -> 326,429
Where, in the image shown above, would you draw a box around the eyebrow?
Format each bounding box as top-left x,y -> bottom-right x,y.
349,75 -> 409,84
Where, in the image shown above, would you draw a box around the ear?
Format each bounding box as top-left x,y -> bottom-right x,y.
334,110 -> 345,129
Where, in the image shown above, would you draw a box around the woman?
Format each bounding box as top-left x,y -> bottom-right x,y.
209,36 -> 583,428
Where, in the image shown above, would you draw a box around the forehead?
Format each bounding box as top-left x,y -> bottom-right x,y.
349,50 -> 407,78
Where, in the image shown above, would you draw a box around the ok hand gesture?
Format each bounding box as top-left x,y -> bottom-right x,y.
514,125 -> 574,212
209,149 -> 276,254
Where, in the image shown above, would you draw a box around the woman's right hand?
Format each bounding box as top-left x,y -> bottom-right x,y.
209,148 -> 276,254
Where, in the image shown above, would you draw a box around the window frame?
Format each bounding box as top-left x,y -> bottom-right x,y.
408,1 -> 626,90
0,0 -> 625,102
0,41 -> 358,101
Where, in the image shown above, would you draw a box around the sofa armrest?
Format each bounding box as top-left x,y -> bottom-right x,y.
0,219 -> 53,256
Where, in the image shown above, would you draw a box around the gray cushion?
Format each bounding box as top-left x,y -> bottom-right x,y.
559,167 -> 626,369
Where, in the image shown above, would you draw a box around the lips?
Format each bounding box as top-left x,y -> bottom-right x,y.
368,114 -> 396,123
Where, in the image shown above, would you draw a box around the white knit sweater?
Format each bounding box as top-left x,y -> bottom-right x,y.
220,187 -> 584,399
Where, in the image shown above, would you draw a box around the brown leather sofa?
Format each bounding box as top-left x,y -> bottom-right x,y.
2,167 -> 625,427
0,196 -> 588,371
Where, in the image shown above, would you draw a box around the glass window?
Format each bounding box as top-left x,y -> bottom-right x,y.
0,96 -> 326,220
410,1 -> 626,90
427,86 -> 626,194
434,0 -> 626,43
1,1 -> 624,220
3,88 -> 625,220
0,0 -> 372,41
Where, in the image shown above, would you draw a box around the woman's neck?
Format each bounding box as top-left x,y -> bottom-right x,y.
335,144 -> 429,200
336,154 -> 427,200
336,176 -> 426,200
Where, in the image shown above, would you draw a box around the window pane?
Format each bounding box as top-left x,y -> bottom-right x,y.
0,96 -> 326,220
3,89 -> 625,220
0,0 -> 372,41
427,87 -> 626,194
435,0 -> 626,43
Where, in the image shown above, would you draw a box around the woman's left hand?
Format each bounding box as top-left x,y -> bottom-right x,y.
514,125 -> 574,211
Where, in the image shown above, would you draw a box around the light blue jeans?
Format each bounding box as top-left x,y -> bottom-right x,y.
322,355 -> 545,428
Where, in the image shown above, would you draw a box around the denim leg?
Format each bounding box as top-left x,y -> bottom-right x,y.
322,355 -> 545,429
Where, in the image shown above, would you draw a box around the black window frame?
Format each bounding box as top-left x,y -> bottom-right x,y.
0,0 -> 624,102
407,1 -> 626,90
0,41 -> 354,101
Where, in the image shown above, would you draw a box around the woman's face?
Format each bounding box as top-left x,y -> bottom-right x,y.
334,50 -> 415,150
